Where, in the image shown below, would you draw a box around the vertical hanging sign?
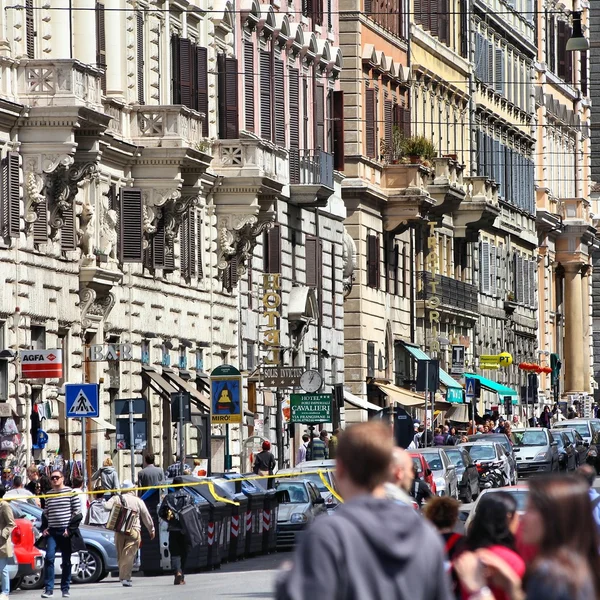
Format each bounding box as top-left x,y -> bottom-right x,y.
261,274 -> 282,365
425,221 -> 440,354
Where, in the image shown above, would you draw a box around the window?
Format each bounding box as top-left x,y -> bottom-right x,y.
119,188 -> 143,263
415,0 -> 448,43
305,235 -> 322,288
161,343 -> 171,367
25,0 -> 34,58
244,40 -> 255,132
136,11 -> 144,104
332,90 -> 345,170
31,326 -> 46,350
274,59 -> 286,147
178,346 -> 187,369
480,241 -> 490,294
141,339 -> 150,366
365,87 -> 377,158
263,224 -> 281,273
247,342 -> 256,372
259,49 -> 272,141
180,207 -> 197,279
217,54 -> 239,139
195,348 -> 204,371
2,152 -> 20,239
366,233 -> 380,289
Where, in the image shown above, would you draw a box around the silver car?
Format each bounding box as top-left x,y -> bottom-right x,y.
279,459 -> 339,513
511,428 -> 560,476
415,448 -> 459,499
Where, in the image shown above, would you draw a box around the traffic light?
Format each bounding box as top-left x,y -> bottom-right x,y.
550,353 -> 561,386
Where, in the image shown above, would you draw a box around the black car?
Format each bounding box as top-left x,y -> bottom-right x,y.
558,428 -> 588,466
554,431 -> 577,471
444,446 -> 480,503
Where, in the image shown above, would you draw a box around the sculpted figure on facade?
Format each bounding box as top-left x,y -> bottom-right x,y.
77,201 -> 95,260
23,172 -> 45,231
99,209 -> 118,261
342,228 -> 357,297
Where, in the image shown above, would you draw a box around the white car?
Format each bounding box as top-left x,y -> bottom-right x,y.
459,441 -> 517,486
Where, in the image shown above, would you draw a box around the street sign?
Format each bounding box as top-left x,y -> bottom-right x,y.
290,393 -> 332,424
171,392 -> 192,423
20,349 -> 62,379
114,398 -> 146,415
465,377 -> 476,400
416,360 -> 439,392
65,383 -> 99,418
262,366 -> 304,387
210,364 -> 242,424
116,419 -> 147,451
451,345 -> 465,375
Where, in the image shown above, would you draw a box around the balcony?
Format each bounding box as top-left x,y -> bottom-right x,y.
428,157 -> 466,215
102,98 -> 127,139
289,149 -> 334,206
18,59 -> 103,110
130,105 -> 205,149
454,177 -> 500,241
418,271 -> 479,314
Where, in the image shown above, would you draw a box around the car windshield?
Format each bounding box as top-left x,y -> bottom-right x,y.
285,472 -> 332,493
277,483 -> 309,503
484,489 -> 528,512
555,436 -> 564,448
464,445 -> 496,461
554,423 -> 590,437
512,431 -> 548,446
591,422 -> 600,435
420,453 -> 443,470
445,450 -> 466,467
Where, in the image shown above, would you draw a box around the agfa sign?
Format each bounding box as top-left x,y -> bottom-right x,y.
20,349 -> 63,379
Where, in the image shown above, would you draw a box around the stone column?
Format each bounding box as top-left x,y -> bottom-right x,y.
104,0 -> 124,97
73,0 -> 96,66
51,0 -> 73,59
581,266 -> 592,393
563,262 -> 585,393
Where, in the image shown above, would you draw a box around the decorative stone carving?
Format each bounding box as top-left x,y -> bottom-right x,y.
217,214 -> 273,276
163,194 -> 197,243
99,209 -> 118,261
142,204 -> 157,249
342,228 -> 357,298
77,202 -> 95,259
80,287 -> 116,330
23,172 -> 45,231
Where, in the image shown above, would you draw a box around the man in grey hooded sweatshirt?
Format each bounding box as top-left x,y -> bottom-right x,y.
275,421 -> 453,600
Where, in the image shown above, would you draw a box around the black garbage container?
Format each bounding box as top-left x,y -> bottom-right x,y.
224,474 -> 266,556
139,487 -> 163,575
180,475 -> 232,568
262,485 -> 279,554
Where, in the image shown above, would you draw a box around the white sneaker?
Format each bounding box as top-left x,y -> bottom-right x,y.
0,593 -> 9,600
121,580 -> 132,587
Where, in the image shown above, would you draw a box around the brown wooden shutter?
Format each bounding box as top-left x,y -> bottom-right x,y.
394,103 -> 411,137
414,0 -> 421,23
366,233 -> 380,288
393,243 -> 399,295
33,198 -> 47,244
181,209 -> 189,275
265,223 -> 281,273
259,49 -> 272,141
136,11 -> 144,104
196,211 -> 203,279
438,0 -> 449,44
95,3 -> 106,92
179,38 -> 193,108
430,0 -> 439,36
289,67 -> 300,183
557,20 -> 566,78
274,59 -> 286,146
197,46 -> 208,136
581,50 -> 588,96
152,218 -> 166,268
227,255 -> 239,290
365,88 -> 376,158
164,237 -> 175,272
217,54 -> 239,139
2,153 -> 20,239
171,36 -> 180,103
384,99 -> 393,153
364,0 -> 372,12
25,0 -> 34,59
565,25 -> 573,84
315,83 -> 325,150
60,201 -> 76,251
244,40 -> 255,132
119,188 -> 143,263
332,90 -> 344,171
305,236 -> 318,287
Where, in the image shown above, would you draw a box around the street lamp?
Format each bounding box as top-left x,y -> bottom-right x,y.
566,12 -> 589,52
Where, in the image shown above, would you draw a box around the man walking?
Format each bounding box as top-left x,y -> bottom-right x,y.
5,476 -> 36,504
276,422 -> 452,599
104,480 -> 155,587
329,429 -> 340,459
384,447 -> 418,507
296,434 -> 310,465
306,432 -> 328,461
137,453 -> 164,493
41,470 -> 81,598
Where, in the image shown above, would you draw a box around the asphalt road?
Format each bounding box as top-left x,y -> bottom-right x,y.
10,553 -> 289,600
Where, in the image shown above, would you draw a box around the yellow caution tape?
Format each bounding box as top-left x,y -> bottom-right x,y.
318,470 -> 344,503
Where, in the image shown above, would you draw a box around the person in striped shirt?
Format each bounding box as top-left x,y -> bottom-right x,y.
41,470 -> 81,599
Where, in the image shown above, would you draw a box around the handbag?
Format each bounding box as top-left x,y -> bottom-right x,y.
106,495 -> 138,535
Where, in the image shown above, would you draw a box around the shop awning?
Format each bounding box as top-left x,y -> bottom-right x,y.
164,371 -> 210,412
445,404 -> 470,423
464,373 -> 519,405
343,389 -> 383,412
89,416 -> 116,432
376,383 -> 426,407
142,367 -> 178,397
402,343 -> 464,403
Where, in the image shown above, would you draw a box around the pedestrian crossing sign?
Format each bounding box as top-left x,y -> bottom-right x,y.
465,378 -> 476,399
65,383 -> 100,418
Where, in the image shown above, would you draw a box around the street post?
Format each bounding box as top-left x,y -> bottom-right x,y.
179,391 -> 185,476
424,361 -> 429,448
81,418 -> 87,488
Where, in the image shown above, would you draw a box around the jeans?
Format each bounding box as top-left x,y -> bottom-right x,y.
169,531 -> 188,576
0,557 -> 11,595
44,529 -> 72,593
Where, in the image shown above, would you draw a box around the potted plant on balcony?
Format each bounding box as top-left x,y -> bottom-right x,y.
400,135 -> 436,165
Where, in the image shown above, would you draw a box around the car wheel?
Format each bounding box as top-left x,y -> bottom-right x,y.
17,571 -> 44,590
73,547 -> 103,584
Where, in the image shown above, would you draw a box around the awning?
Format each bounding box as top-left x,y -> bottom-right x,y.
89,416 -> 116,432
164,371 -> 210,412
464,373 -> 519,405
142,367 -> 178,397
376,383 -> 426,407
445,404 -> 470,423
402,343 -> 464,403
343,389 -> 383,412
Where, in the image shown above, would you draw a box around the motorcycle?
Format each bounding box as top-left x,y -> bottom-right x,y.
477,462 -> 506,489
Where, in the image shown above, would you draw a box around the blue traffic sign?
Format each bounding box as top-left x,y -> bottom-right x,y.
65,383 -> 99,418
465,377 -> 476,399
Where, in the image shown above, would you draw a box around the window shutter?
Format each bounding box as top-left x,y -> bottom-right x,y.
367,233 -> 380,288
480,241 -> 490,294
179,38 -> 192,109
413,0 -> 421,22
289,68 -> 300,183
181,210 -> 189,275
2,153 -> 20,238
164,237 -> 175,272
60,200 -> 76,251
549,15 -> 556,72
315,83 -> 325,150
171,36 -> 180,104
332,90 -> 344,171
95,3 -> 106,93
365,88 -> 376,158
384,99 -> 393,157
529,260 -> 536,307
265,223 -> 281,273
487,40 -> 494,88
217,54 -> 239,140
518,255 -> 525,303
438,0 -> 449,43
244,40 -> 255,132
136,11 -> 144,104
490,244 -> 497,297
430,0 -> 439,36
393,244 -> 399,295
259,50 -> 272,141
274,59 -> 286,147
119,188 -> 143,263
196,211 -> 203,279
581,50 -> 588,96
197,46 -> 209,136
152,218 -> 166,268
422,0 -> 431,30
25,0 -> 34,59
367,342 -> 375,378
495,48 -> 503,94
565,26 -> 573,84
228,255 -> 239,290
306,235 -> 320,287
33,198 -> 47,244
557,20 -> 566,78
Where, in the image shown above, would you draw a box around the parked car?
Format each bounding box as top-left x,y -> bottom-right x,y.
466,433 -> 518,477
280,459 -> 339,513
444,446 -> 480,503
552,419 -> 600,447
558,428 -> 588,466
409,453 -> 437,495
463,485 -> 529,532
511,428 -> 560,476
414,448 -> 459,498
459,441 -> 516,486
12,500 -> 129,585
554,431 -> 577,471
275,480 -> 327,548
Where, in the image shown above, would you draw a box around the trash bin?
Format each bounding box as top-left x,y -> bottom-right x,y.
223,474 -> 266,556
208,477 -> 248,561
180,475 -> 232,569
262,482 -> 279,554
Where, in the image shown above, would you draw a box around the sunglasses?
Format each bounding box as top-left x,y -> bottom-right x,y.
50,476 -> 62,481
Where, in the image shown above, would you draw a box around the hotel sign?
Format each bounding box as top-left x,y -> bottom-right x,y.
262,274 -> 282,365
425,221 -> 440,354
